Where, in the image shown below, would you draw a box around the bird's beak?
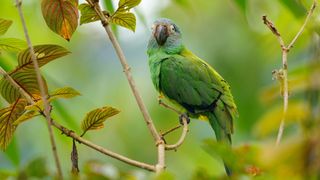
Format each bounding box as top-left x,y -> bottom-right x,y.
154,25 -> 168,46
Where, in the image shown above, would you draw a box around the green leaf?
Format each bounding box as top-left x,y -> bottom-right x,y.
0,99 -> 27,151
0,38 -> 27,52
254,101 -> 310,138
13,110 -> 40,125
49,87 -> 81,101
81,106 -> 120,135
25,87 -> 80,112
103,0 -> 115,13
111,12 -> 136,31
41,0 -> 79,41
117,0 -> 141,12
280,0 -> 306,18
22,157 -> 49,178
0,18 -> 13,36
172,0 -> 190,7
14,45 -> 70,72
0,70 -> 48,103
79,3 -> 100,25
233,0 -> 246,12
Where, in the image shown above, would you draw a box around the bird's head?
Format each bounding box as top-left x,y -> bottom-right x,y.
148,18 -> 183,54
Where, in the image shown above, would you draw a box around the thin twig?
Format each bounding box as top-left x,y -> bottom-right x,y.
15,0 -> 62,177
0,66 -> 156,172
161,124 -> 182,137
262,0 -> 317,146
158,99 -> 182,114
165,117 -> 189,150
288,2 -> 317,49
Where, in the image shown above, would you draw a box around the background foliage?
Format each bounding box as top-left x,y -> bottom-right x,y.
0,0 -> 319,179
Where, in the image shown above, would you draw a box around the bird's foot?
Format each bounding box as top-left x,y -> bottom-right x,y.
179,113 -> 190,125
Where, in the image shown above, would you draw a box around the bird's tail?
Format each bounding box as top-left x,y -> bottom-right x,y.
206,102 -> 234,176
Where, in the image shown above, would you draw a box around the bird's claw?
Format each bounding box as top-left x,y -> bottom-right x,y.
179,113 -> 190,125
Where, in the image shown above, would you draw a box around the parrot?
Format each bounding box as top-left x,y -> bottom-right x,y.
147,18 -> 238,176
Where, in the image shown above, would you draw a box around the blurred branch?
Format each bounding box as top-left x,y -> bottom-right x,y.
288,2 -> 317,49
0,66 -> 156,172
262,0 -> 317,146
15,0 -> 62,178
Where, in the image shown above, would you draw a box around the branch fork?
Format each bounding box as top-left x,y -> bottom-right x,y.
263,1 -> 317,146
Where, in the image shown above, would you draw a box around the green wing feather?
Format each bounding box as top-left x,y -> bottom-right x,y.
157,48 -> 237,132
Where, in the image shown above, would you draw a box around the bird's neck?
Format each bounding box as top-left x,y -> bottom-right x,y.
147,44 -> 184,57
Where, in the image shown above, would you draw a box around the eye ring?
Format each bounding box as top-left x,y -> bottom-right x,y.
170,25 -> 175,32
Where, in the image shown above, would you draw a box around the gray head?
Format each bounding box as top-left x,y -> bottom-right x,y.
148,18 -> 183,54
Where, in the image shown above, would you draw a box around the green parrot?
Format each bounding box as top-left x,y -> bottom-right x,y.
147,18 -> 238,176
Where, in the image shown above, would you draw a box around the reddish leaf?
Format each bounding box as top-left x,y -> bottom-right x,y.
41,0 -> 79,41
0,99 -> 27,150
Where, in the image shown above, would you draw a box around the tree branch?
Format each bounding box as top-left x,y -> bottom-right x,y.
165,117 -> 189,151
262,0 -> 317,146
50,121 -> 156,171
0,66 -> 156,172
85,0 -> 166,172
85,0 -> 161,143
15,0 -> 62,177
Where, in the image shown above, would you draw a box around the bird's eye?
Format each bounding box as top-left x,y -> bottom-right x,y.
170,25 -> 175,32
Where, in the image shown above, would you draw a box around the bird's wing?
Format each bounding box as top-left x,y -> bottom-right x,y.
159,49 -> 237,131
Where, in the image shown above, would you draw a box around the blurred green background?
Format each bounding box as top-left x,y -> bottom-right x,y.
0,0 -> 320,179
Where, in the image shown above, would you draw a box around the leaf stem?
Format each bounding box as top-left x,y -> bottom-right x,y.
15,0 -> 63,178
262,0 -> 317,146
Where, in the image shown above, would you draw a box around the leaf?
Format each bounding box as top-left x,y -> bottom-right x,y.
22,157 -> 49,178
25,87 -> 81,112
280,0 -> 306,18
253,101 -> 310,138
0,99 -> 27,150
49,87 -> 81,101
233,0 -> 246,12
41,0 -> 79,41
0,38 -> 27,52
0,18 -> 13,36
111,12 -> 136,31
0,70 -> 48,103
172,0 -> 190,7
13,110 -> 40,125
14,45 -> 70,72
81,106 -> 120,135
117,0 -> 141,12
103,0 -> 115,13
79,3 -> 100,25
